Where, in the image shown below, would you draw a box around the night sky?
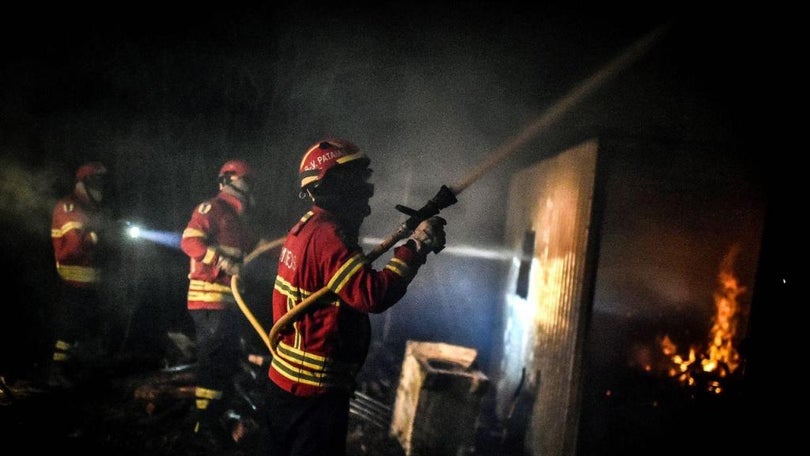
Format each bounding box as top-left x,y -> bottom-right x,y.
1,3 -> 791,435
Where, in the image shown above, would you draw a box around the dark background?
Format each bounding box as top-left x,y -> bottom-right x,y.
1,2 -> 795,453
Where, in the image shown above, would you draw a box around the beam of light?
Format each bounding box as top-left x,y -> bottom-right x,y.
361,237 -> 514,261
121,222 -> 181,249
133,229 -> 181,249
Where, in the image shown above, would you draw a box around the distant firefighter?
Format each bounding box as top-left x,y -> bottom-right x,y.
48,161 -> 112,389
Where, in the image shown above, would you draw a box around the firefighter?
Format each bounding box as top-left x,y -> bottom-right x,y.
180,159 -> 261,447
257,139 -> 447,455
48,161 -> 112,389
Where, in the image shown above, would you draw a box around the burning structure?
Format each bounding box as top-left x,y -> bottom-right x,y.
448,129 -> 763,455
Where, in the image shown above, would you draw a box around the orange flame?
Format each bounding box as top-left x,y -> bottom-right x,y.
659,245 -> 746,392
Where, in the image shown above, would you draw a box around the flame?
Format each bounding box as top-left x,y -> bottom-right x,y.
658,245 -> 746,392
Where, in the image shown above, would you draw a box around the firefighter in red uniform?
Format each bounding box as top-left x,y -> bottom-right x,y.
181,159 -> 260,446
48,161 -> 111,389
257,139 -> 447,455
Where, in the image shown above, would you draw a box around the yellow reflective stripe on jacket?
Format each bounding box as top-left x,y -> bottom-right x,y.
51,221 -> 84,238
270,349 -> 356,388
189,280 -> 231,293
277,341 -> 330,371
327,253 -> 365,293
288,295 -> 303,348
53,352 -> 69,361
384,257 -> 411,277
182,227 -> 206,239
277,341 -> 359,373
273,275 -> 312,301
274,276 -> 304,347
270,356 -> 331,387
187,279 -> 235,303
55,263 -> 100,283
194,387 -> 223,400
202,247 -> 217,265
273,277 -> 339,349
274,276 -> 336,309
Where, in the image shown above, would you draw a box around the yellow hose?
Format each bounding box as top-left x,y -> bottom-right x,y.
231,237 -> 284,356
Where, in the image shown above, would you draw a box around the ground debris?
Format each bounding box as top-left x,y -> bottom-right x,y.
0,357 -> 409,456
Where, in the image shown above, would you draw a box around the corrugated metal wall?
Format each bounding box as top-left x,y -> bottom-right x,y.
495,139 -> 599,455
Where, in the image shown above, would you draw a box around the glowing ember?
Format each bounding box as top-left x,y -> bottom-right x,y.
658,245 -> 746,392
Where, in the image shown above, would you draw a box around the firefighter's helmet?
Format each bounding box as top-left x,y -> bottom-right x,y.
75,161 -> 107,183
219,159 -> 253,181
299,139 -> 369,190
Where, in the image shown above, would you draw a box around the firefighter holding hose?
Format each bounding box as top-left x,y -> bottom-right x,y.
256,139 -> 448,456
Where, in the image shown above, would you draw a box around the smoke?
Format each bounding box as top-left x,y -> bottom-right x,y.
0,155 -> 64,235
593,143 -> 765,319
255,6 -> 554,247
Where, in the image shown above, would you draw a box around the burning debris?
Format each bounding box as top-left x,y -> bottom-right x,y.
657,245 -> 748,394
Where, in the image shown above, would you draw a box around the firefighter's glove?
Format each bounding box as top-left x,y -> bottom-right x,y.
408,216 -> 447,255
216,255 -> 243,276
84,230 -> 99,245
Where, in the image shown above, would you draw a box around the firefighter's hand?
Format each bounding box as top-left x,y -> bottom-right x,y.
84,230 -> 99,245
409,216 -> 447,254
216,255 -> 243,276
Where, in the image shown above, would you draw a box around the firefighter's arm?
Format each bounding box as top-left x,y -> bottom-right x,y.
180,204 -> 244,274
181,229 -> 240,274
180,229 -> 216,262
52,215 -> 97,263
181,204 -> 218,264
319,231 -> 414,314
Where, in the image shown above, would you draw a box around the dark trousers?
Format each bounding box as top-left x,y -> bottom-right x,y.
190,308 -> 243,426
256,379 -> 351,456
50,285 -> 104,374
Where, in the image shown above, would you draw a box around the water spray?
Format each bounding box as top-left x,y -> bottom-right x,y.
362,237 -> 514,261
234,21 -> 673,356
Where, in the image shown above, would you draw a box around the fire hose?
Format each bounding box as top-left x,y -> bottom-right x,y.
232,237 -> 285,352
232,20 -> 671,359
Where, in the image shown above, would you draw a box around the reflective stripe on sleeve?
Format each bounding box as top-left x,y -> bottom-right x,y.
384,257 -> 411,277
327,253 -> 365,293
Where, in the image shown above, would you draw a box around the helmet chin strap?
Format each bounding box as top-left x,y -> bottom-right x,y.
88,188 -> 103,204
220,177 -> 252,199
77,181 -> 103,205
222,182 -> 257,213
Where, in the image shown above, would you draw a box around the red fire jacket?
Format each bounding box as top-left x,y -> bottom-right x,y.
181,191 -> 257,311
51,191 -> 104,287
269,207 -> 426,396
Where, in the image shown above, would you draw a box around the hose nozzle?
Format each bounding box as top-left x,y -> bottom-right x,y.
395,185 -> 458,231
